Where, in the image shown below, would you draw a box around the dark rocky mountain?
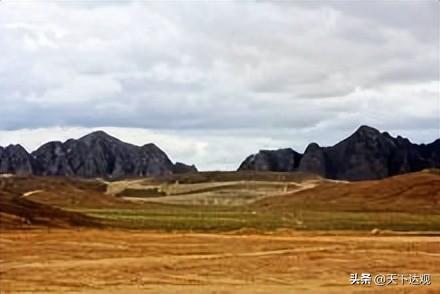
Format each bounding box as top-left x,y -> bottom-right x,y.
0,145 -> 35,176
238,148 -> 302,172
0,131 -> 197,178
239,125 -> 440,181
297,143 -> 326,176
172,162 -> 198,174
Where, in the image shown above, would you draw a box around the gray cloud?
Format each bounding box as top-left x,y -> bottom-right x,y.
0,0 -> 439,169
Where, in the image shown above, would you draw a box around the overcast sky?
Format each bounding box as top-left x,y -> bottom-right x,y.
0,1 -> 439,170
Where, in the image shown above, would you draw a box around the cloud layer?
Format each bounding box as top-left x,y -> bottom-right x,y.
0,1 -> 439,169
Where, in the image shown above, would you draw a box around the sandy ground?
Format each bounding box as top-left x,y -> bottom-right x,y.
1,229 -> 440,293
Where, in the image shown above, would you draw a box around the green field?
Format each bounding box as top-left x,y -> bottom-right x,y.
77,170 -> 440,232
71,205 -> 440,232
3,170 -> 439,232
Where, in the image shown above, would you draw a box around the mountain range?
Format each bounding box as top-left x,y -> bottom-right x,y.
0,131 -> 197,178
1,126 -> 439,181
238,125 -> 440,181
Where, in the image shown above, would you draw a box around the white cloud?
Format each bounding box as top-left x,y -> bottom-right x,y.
0,0 -> 438,169
32,75 -> 122,104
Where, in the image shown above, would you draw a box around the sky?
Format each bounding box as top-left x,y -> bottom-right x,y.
0,0 -> 439,170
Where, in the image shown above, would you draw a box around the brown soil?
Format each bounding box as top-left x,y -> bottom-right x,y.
1,229 -> 439,293
0,176 -> 133,229
255,170 -> 440,212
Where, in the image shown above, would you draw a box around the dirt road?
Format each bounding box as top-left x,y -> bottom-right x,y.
1,229 -> 439,293
21,190 -> 44,198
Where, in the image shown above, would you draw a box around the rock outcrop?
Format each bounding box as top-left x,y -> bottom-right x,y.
297,143 -> 326,177
0,131 -> 197,178
239,125 -> 440,181
172,162 -> 198,174
0,145 -> 35,176
238,148 -> 302,172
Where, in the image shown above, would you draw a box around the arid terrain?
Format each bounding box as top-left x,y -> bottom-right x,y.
1,229 -> 440,293
1,170 -> 440,293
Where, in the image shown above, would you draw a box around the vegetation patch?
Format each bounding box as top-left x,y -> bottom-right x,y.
116,188 -> 166,198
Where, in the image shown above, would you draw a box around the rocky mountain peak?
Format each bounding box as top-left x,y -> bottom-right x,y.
142,143 -> 160,150
1,131 -> 197,178
356,125 -> 380,134
173,162 -> 198,174
304,142 -> 320,153
350,125 -> 382,140
78,130 -> 121,146
238,148 -> 302,172
0,144 -> 35,176
239,125 -> 440,181
5,144 -> 27,151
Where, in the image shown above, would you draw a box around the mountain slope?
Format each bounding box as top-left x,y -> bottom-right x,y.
239,125 -> 440,181
0,131 -> 197,178
0,145 -> 35,176
0,176 -> 104,228
254,169 -> 440,213
238,148 -> 302,172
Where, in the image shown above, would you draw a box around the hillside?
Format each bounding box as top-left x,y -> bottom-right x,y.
0,176 -> 114,228
2,170 -> 440,231
255,169 -> 440,213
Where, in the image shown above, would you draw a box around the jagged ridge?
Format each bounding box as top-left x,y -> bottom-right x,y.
0,131 -> 197,178
238,125 -> 440,181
